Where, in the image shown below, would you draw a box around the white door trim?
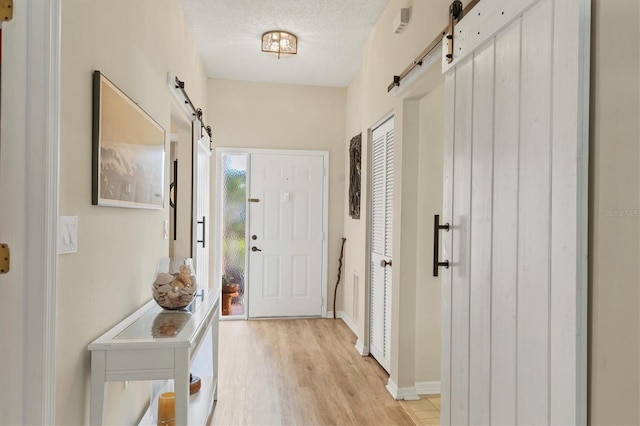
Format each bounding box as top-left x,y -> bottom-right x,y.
358,110 -> 394,355
26,1 -> 60,423
28,2 -> 60,423
365,116 -> 395,371
357,112 -> 393,356
214,147 -> 329,318
370,111 -> 394,134
0,1 -> 61,424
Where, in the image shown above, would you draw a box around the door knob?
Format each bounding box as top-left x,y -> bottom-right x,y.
380,259 -> 392,267
251,246 -> 262,252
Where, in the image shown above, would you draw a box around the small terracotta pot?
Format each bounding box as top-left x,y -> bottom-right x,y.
221,284 -> 240,315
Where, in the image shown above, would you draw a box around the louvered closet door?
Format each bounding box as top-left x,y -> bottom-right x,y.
440,1 -> 589,424
370,117 -> 394,372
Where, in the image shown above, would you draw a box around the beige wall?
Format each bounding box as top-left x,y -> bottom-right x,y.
415,84 -> 445,383
589,0 -> 640,424
58,1 -> 208,424
207,79 -> 346,312
342,0 -> 451,391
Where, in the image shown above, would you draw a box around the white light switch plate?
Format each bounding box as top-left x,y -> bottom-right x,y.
59,216 -> 78,254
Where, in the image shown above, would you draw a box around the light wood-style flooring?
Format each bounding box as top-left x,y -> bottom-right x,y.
210,318 -> 439,425
400,396 -> 441,426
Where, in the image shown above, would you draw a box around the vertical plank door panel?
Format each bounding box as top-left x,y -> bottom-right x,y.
490,19 -> 521,426
450,57 -> 474,426
440,72 -> 456,426
468,39 -> 495,425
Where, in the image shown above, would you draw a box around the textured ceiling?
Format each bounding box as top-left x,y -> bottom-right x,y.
180,0 -> 389,87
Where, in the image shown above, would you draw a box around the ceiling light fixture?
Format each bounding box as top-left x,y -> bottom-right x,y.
261,30 -> 297,59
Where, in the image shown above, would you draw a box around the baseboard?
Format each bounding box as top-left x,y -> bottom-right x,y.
386,378 -> 420,401
354,339 -> 369,356
325,310 -> 341,319
415,381 -> 441,396
319,312 -> 440,399
330,311 -> 367,356
339,311 -> 359,336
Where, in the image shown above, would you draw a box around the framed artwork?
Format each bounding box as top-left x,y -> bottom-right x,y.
92,71 -> 165,209
349,133 -> 362,219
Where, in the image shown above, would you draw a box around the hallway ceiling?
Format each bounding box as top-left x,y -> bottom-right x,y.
180,0 -> 389,87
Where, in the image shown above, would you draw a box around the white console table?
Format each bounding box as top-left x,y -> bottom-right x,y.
88,290 -> 219,426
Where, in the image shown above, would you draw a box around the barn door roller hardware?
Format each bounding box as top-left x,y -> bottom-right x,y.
0,0 -> 13,22
445,1 -> 464,63
193,107 -> 213,152
168,73 -> 214,151
387,0 -> 479,92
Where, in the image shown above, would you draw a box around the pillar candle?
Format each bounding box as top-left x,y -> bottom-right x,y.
157,392 -> 175,426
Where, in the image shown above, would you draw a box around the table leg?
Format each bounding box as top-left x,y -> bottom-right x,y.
174,347 -> 190,425
90,351 -> 107,426
211,307 -> 219,401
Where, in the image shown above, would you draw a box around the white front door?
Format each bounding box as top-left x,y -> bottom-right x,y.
440,1 -> 589,424
248,153 -> 325,317
369,117 -> 394,372
192,122 -> 211,287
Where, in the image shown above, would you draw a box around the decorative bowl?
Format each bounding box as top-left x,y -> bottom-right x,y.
152,258 -> 197,310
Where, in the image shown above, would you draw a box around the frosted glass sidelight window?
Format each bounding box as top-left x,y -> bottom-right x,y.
221,154 -> 247,317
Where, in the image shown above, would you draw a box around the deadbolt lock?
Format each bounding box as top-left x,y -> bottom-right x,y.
0,243 -> 10,274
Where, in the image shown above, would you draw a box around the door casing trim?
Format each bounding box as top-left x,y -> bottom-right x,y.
0,1 -> 61,423
214,147 -> 330,319
364,114 -> 394,372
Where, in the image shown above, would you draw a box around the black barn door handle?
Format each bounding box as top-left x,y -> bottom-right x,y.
197,216 -> 206,247
433,214 -> 450,277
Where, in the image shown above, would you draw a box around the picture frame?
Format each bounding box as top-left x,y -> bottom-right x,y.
92,70 -> 166,209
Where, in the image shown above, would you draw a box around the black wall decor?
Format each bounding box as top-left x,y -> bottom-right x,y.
349,133 -> 362,219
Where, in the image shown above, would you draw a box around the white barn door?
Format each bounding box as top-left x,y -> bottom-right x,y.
439,1 -> 589,424
369,117 -> 394,372
192,121 -> 211,287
